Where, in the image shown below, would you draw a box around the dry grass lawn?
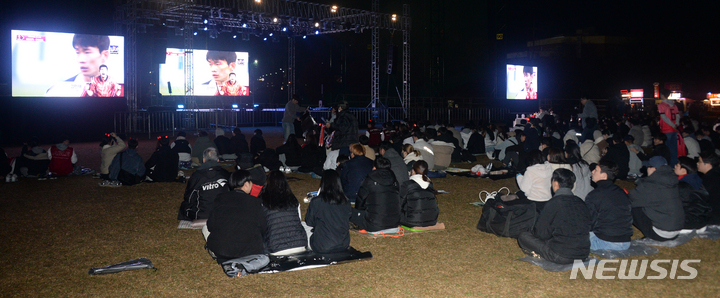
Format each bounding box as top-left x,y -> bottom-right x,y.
1,128 -> 718,297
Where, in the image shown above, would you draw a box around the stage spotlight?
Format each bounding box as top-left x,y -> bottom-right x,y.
391,14 -> 397,22
273,17 -> 278,23
303,35 -> 306,39
331,5 -> 337,13
282,27 -> 287,32
242,23 -> 248,28
178,104 -> 185,109
263,37 -> 267,41
232,104 -> 239,109
315,30 -> 319,35
161,17 -> 166,26
269,32 -> 273,36
233,34 -> 237,39
314,22 -> 320,28
254,0 -> 261,3
204,26 -> 208,31
253,104 -> 259,108
202,14 -> 209,24
193,31 -> 198,35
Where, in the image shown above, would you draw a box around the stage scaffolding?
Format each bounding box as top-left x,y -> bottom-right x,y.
114,0 -> 411,116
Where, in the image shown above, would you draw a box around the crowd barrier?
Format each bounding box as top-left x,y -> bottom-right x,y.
114,106 -> 510,137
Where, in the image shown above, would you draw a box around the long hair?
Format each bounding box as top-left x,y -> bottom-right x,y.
412,160 -> 430,182
564,143 -> 587,166
547,148 -> 566,164
261,171 -> 299,210
526,149 -> 546,167
229,170 -> 253,190
285,134 -> 301,151
319,170 -> 348,205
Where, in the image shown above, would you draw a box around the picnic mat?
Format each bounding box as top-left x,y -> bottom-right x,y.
351,223 -> 446,238
694,225 -> 720,241
177,219 -> 206,229
517,256 -> 600,272
591,242 -> 659,259
258,247 -> 372,274
631,232 -> 694,248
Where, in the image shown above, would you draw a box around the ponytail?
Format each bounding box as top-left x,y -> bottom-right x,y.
413,160 -> 430,182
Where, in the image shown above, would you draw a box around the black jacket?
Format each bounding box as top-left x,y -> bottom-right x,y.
629,165 -> 685,231
652,143 -> 672,165
331,110 -> 359,150
206,190 -> 266,263
585,180 -> 634,243
262,206 -> 308,253
678,178 -> 712,229
341,155 -> 374,202
177,161 -> 231,220
532,188 -> 591,260
305,196 -> 352,253
251,134 -> 267,156
230,134 -> 250,155
604,142 -> 630,179
172,139 -> 192,155
523,126 -> 541,153
213,135 -> 233,155
701,167 -> 720,224
145,146 -> 179,182
298,144 -> 326,174
399,178 -> 439,227
276,141 -> 302,167
466,132 -> 485,154
355,169 -> 401,231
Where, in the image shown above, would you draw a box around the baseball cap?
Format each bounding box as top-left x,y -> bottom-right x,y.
623,135 -> 634,142
642,156 -> 668,168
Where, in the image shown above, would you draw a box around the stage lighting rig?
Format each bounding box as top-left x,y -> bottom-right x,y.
331,5 -> 338,13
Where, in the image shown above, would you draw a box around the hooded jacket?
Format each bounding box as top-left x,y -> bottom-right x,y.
213,128 -> 233,156
192,135 -> 214,160
355,168 -> 401,231
516,162 -> 554,202
206,190 -> 266,263
109,149 -> 145,181
400,175 -> 439,227
585,180 -> 634,243
629,165 -> 685,231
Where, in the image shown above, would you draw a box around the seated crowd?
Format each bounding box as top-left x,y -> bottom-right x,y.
3,96 -> 720,272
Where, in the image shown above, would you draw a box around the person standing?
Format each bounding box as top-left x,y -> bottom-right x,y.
658,89 -> 680,166
330,101 -> 359,155
578,97 -> 597,129
282,95 -> 307,141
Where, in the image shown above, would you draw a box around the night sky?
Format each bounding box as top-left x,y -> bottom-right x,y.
1,0 -> 719,143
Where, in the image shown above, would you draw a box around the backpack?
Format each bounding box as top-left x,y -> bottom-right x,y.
476,197 -> 537,238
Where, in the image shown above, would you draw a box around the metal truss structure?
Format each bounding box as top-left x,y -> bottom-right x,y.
114,0 -> 410,113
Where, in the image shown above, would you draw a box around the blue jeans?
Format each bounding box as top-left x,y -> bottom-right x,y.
282,122 -> 294,142
665,132 -> 678,166
589,232 -> 630,251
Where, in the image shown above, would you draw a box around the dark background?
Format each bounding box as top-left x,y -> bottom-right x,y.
1,0 -> 719,144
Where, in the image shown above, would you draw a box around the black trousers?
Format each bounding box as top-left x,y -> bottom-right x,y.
631,207 -> 677,241
517,232 -> 576,265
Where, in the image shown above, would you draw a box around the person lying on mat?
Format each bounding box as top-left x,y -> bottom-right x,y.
305,170 -> 352,254
585,160 -> 633,251
261,171 -> 308,256
400,160 -> 439,227
351,157 -> 401,232
206,170 -> 266,265
517,168 -> 591,264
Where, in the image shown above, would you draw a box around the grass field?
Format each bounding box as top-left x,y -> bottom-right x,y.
1,128 -> 718,297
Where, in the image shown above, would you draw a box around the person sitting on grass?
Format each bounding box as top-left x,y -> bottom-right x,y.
47,134 -> 77,177
517,168 -> 591,264
214,128 -> 235,161
351,157 -> 401,232
504,149 -> 553,212
379,141 -> 409,185
206,170 -> 267,265
340,143 -> 374,203
145,136 -> 180,182
261,171 -> 308,256
585,160 -> 633,251
359,135 -> 376,161
250,129 -> 267,156
178,147 -> 231,221
305,169 -> 352,253
402,144 -> 423,171
97,133 -> 125,180
103,138 -> 145,187
171,131 -> 193,170
629,156 -> 684,241
675,156 -> 712,231
697,151 -> 720,224
400,160 -> 439,228
192,130 -> 213,167
276,134 -> 302,167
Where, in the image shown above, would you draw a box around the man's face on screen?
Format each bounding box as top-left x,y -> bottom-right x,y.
75,46 -> 107,79
524,72 -> 533,90
229,74 -> 236,84
99,67 -> 108,80
208,59 -> 235,84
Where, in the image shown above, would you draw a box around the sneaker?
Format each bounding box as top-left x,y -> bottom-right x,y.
92,173 -> 102,179
177,170 -> 185,177
4,175 -> 9,183
99,180 -> 122,187
11,174 -> 17,182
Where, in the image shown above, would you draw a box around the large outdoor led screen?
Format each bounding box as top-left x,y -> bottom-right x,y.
160,49 -> 249,96
11,30 -> 125,97
507,64 -> 537,100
